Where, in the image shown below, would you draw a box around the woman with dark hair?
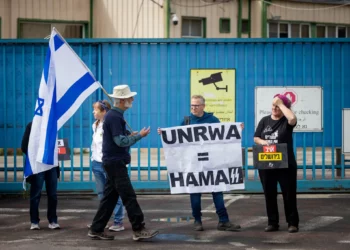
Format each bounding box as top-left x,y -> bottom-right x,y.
254,94 -> 299,233
89,100 -> 125,232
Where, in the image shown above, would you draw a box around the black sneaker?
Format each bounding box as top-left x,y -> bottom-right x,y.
133,228 -> 159,241
217,222 -> 241,231
193,221 -> 204,231
88,230 -> 114,240
264,225 -> 279,232
288,225 -> 299,233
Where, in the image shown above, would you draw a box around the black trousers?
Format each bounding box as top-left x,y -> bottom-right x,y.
90,160 -> 145,232
258,167 -> 299,227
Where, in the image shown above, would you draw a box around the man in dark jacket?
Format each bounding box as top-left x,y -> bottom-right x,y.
159,95 -> 242,232
88,85 -> 159,241
21,121 -> 60,230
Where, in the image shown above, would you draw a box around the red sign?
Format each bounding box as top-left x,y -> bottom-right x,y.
58,147 -> 66,154
263,145 -> 276,153
282,90 -> 297,106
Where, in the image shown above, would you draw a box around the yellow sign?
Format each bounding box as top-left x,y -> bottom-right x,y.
258,153 -> 283,161
190,69 -> 236,122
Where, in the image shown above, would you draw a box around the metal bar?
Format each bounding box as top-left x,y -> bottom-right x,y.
79,45 -> 84,182
137,43 -> 141,181
157,43 -> 161,181
69,46 -> 75,182
312,45 -> 316,180
89,44 -> 93,182
322,44 -> 325,179
147,44 -> 151,181
127,43 -> 132,177
341,43 -> 345,179
2,165 -> 347,172
244,44 -> 248,179
21,45 -> 25,172
256,43 -> 267,180
3,44 -> 7,182
58,45 -> 65,182
292,44 -> 297,172
302,44 -> 306,180
331,44 -> 335,179
13,46 -> 17,182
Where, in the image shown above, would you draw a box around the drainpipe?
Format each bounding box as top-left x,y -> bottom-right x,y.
90,0 -> 93,38
311,23 -> 316,38
261,0 -> 269,38
248,0 -> 251,38
166,0 -> 170,38
237,0 -> 242,38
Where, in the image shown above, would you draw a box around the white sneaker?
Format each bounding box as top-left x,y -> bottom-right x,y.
108,223 -> 125,232
48,222 -> 60,229
30,223 -> 40,230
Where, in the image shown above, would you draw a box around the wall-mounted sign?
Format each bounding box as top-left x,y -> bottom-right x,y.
255,87 -> 323,132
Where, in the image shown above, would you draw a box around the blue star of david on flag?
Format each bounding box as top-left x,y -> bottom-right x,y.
34,98 -> 44,116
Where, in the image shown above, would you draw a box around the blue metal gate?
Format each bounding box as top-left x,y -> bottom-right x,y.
1,38 -> 350,193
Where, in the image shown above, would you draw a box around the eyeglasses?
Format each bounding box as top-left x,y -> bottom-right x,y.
191,104 -> 203,108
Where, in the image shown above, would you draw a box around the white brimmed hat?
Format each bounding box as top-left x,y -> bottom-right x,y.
108,85 -> 137,99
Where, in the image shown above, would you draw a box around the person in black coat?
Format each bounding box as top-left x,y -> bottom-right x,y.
21,121 -> 60,230
254,94 -> 299,233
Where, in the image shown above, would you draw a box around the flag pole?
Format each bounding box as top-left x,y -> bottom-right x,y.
51,27 -> 134,133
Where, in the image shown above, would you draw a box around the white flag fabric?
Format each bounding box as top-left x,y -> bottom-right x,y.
24,28 -> 100,179
161,123 -> 245,194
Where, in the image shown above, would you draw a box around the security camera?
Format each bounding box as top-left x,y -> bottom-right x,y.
172,14 -> 179,25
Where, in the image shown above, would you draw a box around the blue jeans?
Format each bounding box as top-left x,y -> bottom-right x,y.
190,192 -> 229,223
30,167 -> 58,224
92,160 -> 124,224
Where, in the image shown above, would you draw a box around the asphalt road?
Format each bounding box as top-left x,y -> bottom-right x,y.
0,193 -> 350,250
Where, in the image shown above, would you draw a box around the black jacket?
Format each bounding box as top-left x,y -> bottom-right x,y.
21,122 -> 32,155
21,121 -> 60,181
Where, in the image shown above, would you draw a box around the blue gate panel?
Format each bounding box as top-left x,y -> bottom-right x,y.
1,38 -> 350,193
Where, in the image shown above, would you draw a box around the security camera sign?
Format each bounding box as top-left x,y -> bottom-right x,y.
191,69 -> 236,122
255,87 -> 323,132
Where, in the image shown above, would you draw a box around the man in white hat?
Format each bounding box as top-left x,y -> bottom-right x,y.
88,85 -> 159,241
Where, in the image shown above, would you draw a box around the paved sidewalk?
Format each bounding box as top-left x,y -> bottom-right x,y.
0,193 -> 350,250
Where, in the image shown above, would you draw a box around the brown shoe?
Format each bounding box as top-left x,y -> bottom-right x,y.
133,227 -> 159,241
88,230 -> 114,240
217,222 -> 241,231
288,226 -> 299,233
264,225 -> 279,232
193,221 -> 204,231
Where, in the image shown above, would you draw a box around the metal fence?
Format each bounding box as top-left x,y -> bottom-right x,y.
1,38 -> 350,193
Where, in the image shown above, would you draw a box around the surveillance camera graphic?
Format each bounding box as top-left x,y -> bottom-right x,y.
198,72 -> 228,92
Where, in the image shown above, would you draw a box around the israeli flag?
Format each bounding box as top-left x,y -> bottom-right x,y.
24,28 -> 100,179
